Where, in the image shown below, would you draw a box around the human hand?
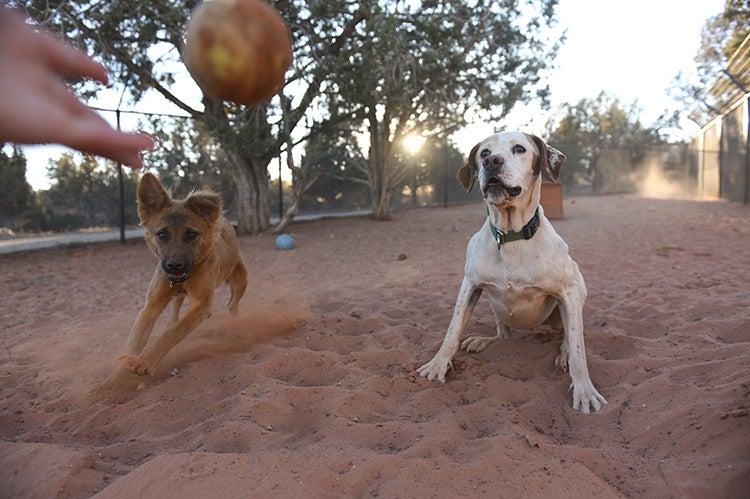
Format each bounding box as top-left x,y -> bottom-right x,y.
0,8 -> 154,167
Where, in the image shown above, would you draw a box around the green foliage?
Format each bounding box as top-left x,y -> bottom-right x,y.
713,0 -> 749,61
41,153 -> 138,230
341,1 -> 558,127
670,0 -> 750,124
546,92 -> 664,192
299,126 -> 370,212
145,118 -> 237,215
328,0 -> 561,218
0,146 -> 35,223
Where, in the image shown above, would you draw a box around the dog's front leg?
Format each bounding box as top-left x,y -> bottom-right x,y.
417,277 -> 482,382
558,287 -> 607,413
125,270 -> 172,356
170,293 -> 186,325
120,296 -> 212,376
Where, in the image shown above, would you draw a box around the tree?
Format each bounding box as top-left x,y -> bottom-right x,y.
670,0 -> 750,125
16,0 -> 559,227
714,0 -> 750,61
331,0 -> 561,220
301,130 -> 370,212
14,0 -> 367,234
43,153 -> 138,230
146,117 -> 237,214
395,137 -> 469,207
546,92 -> 663,193
268,95 -> 327,234
399,143 -> 430,207
0,146 -> 35,226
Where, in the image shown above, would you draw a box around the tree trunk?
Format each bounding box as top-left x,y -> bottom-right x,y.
268,174 -> 308,235
372,165 -> 391,220
368,106 -> 392,221
372,180 -> 391,219
269,196 -> 299,235
228,151 -> 271,234
591,155 -> 600,195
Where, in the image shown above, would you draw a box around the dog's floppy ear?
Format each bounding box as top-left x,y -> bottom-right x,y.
137,173 -> 171,223
526,134 -> 566,183
457,142 -> 481,192
185,191 -> 222,224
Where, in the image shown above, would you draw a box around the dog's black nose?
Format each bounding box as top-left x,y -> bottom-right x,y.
163,260 -> 186,273
482,154 -> 505,168
507,186 -> 522,197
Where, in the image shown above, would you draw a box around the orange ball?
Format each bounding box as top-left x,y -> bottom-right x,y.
183,0 -> 292,105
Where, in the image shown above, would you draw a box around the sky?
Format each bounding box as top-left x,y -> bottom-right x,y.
20,0 -> 724,190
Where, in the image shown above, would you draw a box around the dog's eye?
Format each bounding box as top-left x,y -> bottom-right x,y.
156,230 -> 169,242
512,144 -> 526,154
185,229 -> 199,242
480,149 -> 491,159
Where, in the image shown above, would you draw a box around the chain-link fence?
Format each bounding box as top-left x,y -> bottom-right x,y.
4,138 -> 744,254
0,143 -> 479,254
689,95 -> 749,202
562,142 -> 700,198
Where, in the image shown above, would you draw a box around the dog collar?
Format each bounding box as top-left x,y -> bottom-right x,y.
488,207 -> 540,247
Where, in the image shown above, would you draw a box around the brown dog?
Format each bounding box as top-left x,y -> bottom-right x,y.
118,173 -> 247,376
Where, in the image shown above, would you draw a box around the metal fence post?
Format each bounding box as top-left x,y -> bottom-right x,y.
116,109 -> 125,244
278,154 -> 283,219
746,95 -> 750,204
443,138 -> 448,208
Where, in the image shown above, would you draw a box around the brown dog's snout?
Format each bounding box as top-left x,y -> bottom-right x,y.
162,257 -> 189,274
482,154 -> 505,169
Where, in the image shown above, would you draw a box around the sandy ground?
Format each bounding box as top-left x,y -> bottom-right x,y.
1,195 -> 749,498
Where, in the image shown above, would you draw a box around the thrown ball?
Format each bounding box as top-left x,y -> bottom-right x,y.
183,0 -> 292,105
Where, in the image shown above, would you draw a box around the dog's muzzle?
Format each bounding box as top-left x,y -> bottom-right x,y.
162,259 -> 192,285
483,177 -> 522,198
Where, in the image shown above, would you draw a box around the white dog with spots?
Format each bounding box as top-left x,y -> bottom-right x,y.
417,131 -> 606,413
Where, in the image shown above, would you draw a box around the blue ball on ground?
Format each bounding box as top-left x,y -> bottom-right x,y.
275,233 -> 295,250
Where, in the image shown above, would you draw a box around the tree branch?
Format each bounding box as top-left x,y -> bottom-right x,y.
264,9 -> 367,156
62,8 -> 204,118
289,107 -> 365,148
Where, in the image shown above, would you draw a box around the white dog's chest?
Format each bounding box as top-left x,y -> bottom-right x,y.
465,226 -> 572,330
483,281 -> 557,329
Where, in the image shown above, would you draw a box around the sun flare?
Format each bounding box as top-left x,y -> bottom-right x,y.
402,134 -> 426,155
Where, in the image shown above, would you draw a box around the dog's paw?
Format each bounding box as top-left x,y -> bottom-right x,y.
416,354 -> 453,383
118,355 -> 154,376
461,335 -> 496,353
570,381 -> 607,414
